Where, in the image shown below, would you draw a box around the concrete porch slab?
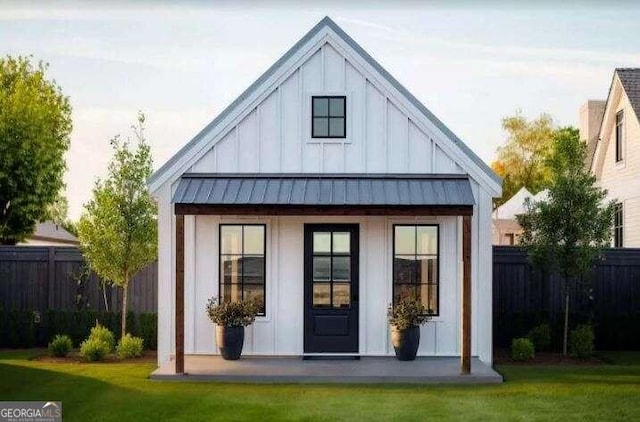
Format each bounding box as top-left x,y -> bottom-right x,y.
150,355 -> 503,384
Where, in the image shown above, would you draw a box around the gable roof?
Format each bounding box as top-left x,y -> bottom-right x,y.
591,68 -> 640,175
616,68 -> 640,119
149,16 -> 500,193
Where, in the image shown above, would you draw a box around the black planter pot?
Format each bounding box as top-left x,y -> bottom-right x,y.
391,325 -> 420,361
216,325 -> 245,360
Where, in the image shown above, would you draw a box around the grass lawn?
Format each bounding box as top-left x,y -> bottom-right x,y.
1,350 -> 639,421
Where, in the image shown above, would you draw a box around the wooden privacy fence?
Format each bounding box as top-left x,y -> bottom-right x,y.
0,246 -> 157,313
493,246 -> 640,350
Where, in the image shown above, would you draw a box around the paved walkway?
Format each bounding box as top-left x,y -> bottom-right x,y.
151,355 -> 503,384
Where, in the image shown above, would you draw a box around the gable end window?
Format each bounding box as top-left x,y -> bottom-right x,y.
615,110 -> 624,162
219,224 -> 266,315
392,225 -> 439,315
614,203 -> 623,248
312,96 -> 346,138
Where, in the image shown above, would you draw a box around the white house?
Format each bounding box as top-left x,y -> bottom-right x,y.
148,17 -> 501,375
585,68 -> 640,247
492,187 -> 548,245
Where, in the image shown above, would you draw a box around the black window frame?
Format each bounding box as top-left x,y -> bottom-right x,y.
392,224 -> 440,316
219,224 -> 267,316
311,96 -> 347,139
614,203 -> 623,248
616,110 -> 624,163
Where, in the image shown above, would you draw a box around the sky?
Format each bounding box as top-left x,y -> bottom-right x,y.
1,1 -> 639,219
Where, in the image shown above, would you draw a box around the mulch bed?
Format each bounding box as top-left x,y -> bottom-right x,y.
32,350 -> 157,364
494,349 -> 602,365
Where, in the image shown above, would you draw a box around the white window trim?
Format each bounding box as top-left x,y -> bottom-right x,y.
615,110 -> 625,168
306,91 -> 353,144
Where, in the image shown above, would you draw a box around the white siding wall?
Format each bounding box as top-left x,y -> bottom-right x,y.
189,43 -> 460,176
597,89 -> 640,247
157,37 -> 495,365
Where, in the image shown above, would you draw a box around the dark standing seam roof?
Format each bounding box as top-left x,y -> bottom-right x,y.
172,174 -> 476,206
149,16 -> 501,189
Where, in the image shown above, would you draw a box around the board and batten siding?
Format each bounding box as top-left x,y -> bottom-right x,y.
596,88 -> 640,247
155,36 -> 496,365
188,43 -> 460,175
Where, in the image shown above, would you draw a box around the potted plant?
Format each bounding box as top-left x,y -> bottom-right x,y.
206,297 -> 259,360
388,297 -> 433,361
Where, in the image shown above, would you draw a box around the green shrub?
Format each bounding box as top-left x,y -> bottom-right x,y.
88,323 -> 115,352
569,324 -> 595,358
48,334 -> 73,357
116,334 -> 144,359
138,313 -> 157,350
79,338 -> 110,361
206,297 -> 259,327
528,323 -> 552,352
387,297 -> 433,330
511,337 -> 535,361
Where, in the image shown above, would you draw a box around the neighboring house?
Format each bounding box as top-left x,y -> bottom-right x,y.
585,68 -> 640,247
18,221 -> 78,246
149,17 -> 501,373
492,187 -> 547,245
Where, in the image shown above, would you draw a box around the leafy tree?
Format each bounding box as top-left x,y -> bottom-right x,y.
492,112 -> 555,206
77,113 -> 157,338
0,56 -> 72,244
45,189 -> 77,236
517,127 -> 614,355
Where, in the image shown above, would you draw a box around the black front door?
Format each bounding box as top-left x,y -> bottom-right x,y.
304,224 -> 359,353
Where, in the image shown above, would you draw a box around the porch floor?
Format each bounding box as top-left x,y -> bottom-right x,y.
150,355 -> 503,384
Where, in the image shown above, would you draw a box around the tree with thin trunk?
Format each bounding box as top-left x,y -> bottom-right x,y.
517,127 -> 614,355
77,112 -> 157,338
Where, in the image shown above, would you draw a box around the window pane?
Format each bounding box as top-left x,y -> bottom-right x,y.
313,283 -> 331,307
244,284 -> 265,314
243,226 -> 264,254
313,98 -> 329,116
333,232 -> 350,253
332,256 -> 350,281
416,256 -> 437,284
418,284 -> 438,314
394,256 -> 416,284
417,226 -> 437,255
221,226 -> 242,254
329,98 -> 344,116
220,283 -> 242,304
313,118 -> 329,137
221,255 -> 242,284
313,256 -> 331,281
333,283 -> 350,308
395,226 -> 415,255
313,232 -> 331,253
329,118 -> 345,137
242,256 -> 264,284
394,284 -> 417,304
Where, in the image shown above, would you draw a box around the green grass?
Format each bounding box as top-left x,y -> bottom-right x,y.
1,350 -> 640,421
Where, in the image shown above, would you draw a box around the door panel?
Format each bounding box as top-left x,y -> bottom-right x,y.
304,224 -> 359,353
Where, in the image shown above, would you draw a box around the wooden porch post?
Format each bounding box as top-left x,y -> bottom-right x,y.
461,215 -> 472,375
175,214 -> 185,374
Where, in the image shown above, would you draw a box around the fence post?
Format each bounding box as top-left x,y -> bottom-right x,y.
47,248 -> 55,309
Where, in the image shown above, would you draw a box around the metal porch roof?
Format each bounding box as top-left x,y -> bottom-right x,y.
172,174 -> 475,207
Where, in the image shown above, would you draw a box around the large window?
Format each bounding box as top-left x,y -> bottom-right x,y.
393,225 -> 439,315
616,110 -> 624,162
219,225 -> 266,315
312,96 -> 346,138
614,203 -> 623,248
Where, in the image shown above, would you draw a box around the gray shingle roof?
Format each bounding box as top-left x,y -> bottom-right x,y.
172,174 -> 475,206
617,68 -> 640,119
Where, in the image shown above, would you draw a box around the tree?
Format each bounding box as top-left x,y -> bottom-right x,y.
492,111 -> 555,206
517,127 -> 614,355
45,189 -> 77,236
0,56 -> 72,244
77,113 -> 157,338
